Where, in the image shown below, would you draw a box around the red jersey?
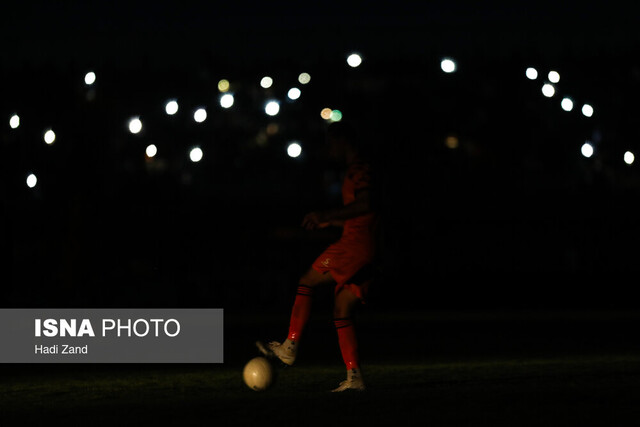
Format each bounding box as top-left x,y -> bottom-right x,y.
311,157 -> 377,299
340,158 -> 377,249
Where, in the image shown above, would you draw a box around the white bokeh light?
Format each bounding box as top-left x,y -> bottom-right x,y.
548,71 -> 560,83
526,67 -> 538,80
44,129 -> 56,144
287,87 -> 301,100
624,151 -> 635,165
84,71 -> 96,85
260,76 -> 273,89
189,146 -> 203,162
165,100 -> 179,115
441,58 -> 456,73
287,142 -> 302,158
581,142 -> 594,158
347,53 -> 362,68
128,117 -> 142,134
10,114 -> 20,129
146,144 -> 157,158
194,108 -> 207,123
26,173 -> 37,188
298,72 -> 311,84
561,97 -> 574,111
220,93 -> 234,108
542,83 -> 555,97
582,104 -> 594,117
265,100 -> 280,116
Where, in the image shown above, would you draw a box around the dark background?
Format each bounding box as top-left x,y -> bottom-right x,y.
3,2 -> 640,311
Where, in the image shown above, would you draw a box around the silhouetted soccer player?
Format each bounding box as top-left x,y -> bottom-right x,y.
257,120 -> 378,392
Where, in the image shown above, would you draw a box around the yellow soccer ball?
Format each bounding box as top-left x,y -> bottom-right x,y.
243,356 -> 274,391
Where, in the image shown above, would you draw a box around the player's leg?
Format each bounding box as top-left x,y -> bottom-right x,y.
257,267 -> 335,365
332,286 -> 366,392
287,267 -> 334,342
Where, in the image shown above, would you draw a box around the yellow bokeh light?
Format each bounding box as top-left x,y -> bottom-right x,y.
218,79 -> 230,92
320,108 -> 332,120
445,135 -> 459,149
266,123 -> 279,136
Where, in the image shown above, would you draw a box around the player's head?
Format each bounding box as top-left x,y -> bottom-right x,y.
326,121 -> 359,162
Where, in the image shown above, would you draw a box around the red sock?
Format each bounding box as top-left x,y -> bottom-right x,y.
287,285 -> 314,342
334,318 -> 359,371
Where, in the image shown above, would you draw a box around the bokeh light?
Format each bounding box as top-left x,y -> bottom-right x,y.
165,100 -> 179,115
44,129 -> 56,144
128,117 -> 142,134
526,67 -> 538,80
542,83 -> 555,97
10,114 -> 20,129
347,53 -> 362,68
440,58 -> 456,73
561,97 -> 574,111
146,144 -> 157,158
298,72 -> 311,84
194,108 -> 207,123
189,146 -> 203,162
624,151 -> 635,165
266,123 -> 279,136
218,79 -> 230,92
287,87 -> 301,100
287,142 -> 302,158
26,173 -> 37,188
260,76 -> 273,89
330,109 -> 343,122
220,93 -> 234,108
320,108 -> 332,120
581,142 -> 594,158
548,71 -> 560,83
582,104 -> 594,117
265,100 -> 280,116
84,71 -> 96,85
445,135 -> 459,149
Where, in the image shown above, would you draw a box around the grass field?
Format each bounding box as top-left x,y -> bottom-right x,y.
2,310 -> 640,426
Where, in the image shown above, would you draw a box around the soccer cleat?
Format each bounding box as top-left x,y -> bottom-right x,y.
331,369 -> 366,392
256,339 -> 297,366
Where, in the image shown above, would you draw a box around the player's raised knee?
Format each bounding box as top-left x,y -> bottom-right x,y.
333,300 -> 354,319
299,268 -> 333,287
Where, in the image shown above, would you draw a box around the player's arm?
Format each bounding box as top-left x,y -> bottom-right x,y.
302,189 -> 372,230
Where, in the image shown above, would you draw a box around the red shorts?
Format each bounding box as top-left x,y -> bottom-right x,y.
311,239 -> 374,302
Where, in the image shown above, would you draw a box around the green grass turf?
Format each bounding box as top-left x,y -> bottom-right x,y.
2,310 -> 640,426
1,355 -> 640,426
